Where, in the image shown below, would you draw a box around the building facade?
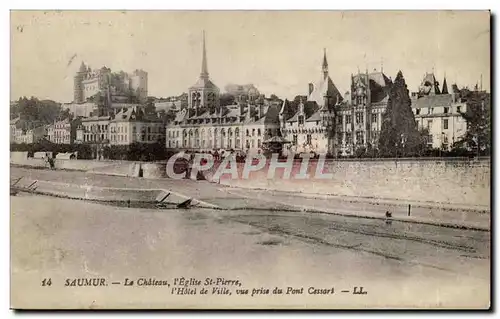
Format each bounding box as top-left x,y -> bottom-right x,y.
108,107 -> 164,146
280,49 -> 342,155
47,118 -> 80,144
411,73 -> 468,150
165,32 -> 281,155
336,70 -> 392,156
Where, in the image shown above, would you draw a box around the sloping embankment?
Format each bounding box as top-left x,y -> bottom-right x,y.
12,178 -> 218,209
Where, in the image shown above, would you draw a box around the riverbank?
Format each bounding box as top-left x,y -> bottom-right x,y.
10,166 -> 490,231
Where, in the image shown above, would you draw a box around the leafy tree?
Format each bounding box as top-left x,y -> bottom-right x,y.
11,97 -> 63,125
220,93 -> 235,106
144,100 -> 156,115
378,71 -> 422,157
453,92 -> 490,155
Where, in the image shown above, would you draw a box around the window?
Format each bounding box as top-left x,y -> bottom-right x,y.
444,107 -> 449,114
356,131 -> 364,145
443,119 -> 449,130
346,132 -> 352,144
246,129 -> 250,137
293,135 -> 298,145
306,134 -> 312,145
457,106 -> 461,113
337,133 -> 343,144
257,139 -> 261,148
371,113 -> 377,123
430,108 -> 434,114
427,120 -> 433,129
346,115 -> 352,124
356,112 -> 364,125
252,129 -> 255,136
416,120 -> 420,128
298,115 -> 304,125
257,129 -> 261,136
416,108 -> 420,115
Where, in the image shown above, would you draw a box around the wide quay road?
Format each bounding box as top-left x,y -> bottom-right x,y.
10,167 -> 490,309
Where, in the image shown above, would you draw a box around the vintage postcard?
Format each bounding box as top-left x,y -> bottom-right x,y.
10,10 -> 491,309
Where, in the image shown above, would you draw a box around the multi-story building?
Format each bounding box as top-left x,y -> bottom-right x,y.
76,107 -> 164,145
10,118 -> 47,144
13,126 -> 47,144
77,115 -> 111,145
165,32 -> 281,155
109,107 -> 164,146
336,69 -> 393,156
47,118 -> 81,144
411,73 -> 468,150
279,49 -> 342,155
10,117 -> 20,142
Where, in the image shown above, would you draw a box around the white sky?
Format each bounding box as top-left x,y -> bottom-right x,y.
10,10 -> 490,102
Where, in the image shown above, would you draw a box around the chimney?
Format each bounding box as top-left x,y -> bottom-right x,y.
308,83 -> 314,95
259,105 -> 264,119
240,104 -> 245,117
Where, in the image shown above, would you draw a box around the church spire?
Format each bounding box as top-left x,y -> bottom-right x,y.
200,30 -> 209,79
442,74 -> 449,94
322,48 -> 329,79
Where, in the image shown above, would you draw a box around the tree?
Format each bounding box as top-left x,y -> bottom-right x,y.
220,93 -> 235,106
144,100 -> 156,115
378,71 -> 422,157
11,97 -> 62,125
453,92 -> 490,156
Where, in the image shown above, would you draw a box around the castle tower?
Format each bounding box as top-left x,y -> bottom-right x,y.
73,61 -> 87,103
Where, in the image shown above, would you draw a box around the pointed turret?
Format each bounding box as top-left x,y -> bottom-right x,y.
322,48 -> 329,79
200,30 -> 209,80
79,61 -> 87,73
441,75 -> 449,94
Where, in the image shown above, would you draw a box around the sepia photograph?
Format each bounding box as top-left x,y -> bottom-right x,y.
9,10 -> 491,309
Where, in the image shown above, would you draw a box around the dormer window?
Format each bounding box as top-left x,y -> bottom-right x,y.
298,115 -> 305,125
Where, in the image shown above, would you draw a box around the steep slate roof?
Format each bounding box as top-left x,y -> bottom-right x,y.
189,77 -> 219,90
307,76 -> 343,107
306,111 -> 321,122
287,101 -> 320,122
420,73 -> 441,95
82,116 -> 111,122
412,94 -> 453,109
352,71 -> 393,103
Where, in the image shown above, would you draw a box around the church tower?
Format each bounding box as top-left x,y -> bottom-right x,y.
188,31 -> 220,115
322,48 -> 329,80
